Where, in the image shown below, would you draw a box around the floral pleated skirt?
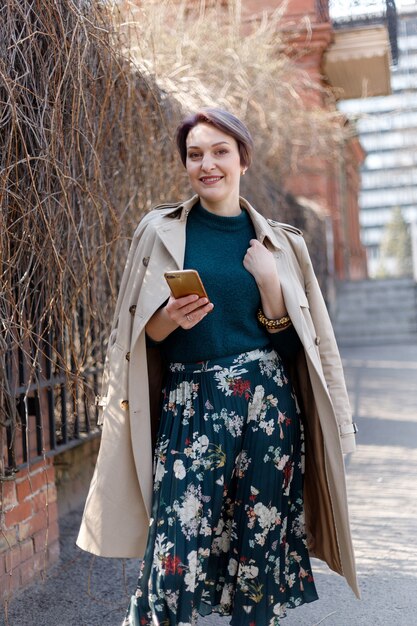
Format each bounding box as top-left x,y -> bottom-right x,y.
123,347 -> 318,626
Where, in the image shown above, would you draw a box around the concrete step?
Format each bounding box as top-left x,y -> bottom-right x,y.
336,312 -> 417,325
336,277 -> 415,292
333,278 -> 417,347
336,297 -> 416,310
337,333 -> 417,347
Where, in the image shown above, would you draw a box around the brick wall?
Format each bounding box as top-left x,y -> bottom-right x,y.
0,459 -> 60,601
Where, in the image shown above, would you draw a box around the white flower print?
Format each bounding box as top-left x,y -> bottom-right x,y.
205,408 -> 244,438
224,411 -> 244,437
258,351 -> 277,378
153,437 -> 169,489
211,532 -> 229,554
292,510 -> 306,539
152,533 -> 174,574
265,419 -> 275,436
173,483 -> 204,539
165,380 -> 199,424
170,363 -> 185,372
220,582 -> 234,609
154,461 -> 167,487
247,387 -> 278,435
166,591 -> 180,612
254,503 -> 280,529
266,393 -> 278,407
273,369 -> 284,387
184,548 -> 208,594
280,517 -> 288,546
214,365 -> 248,396
254,532 -> 266,546
233,349 -> 264,365
273,602 -> 286,617
173,459 -> 186,480
184,550 -> 198,593
277,454 -> 290,471
211,518 -> 232,554
179,492 -> 200,525
192,434 -> 209,456
227,557 -> 238,576
239,563 -> 259,579
235,450 -> 251,478
199,516 -> 212,537
248,385 -> 264,422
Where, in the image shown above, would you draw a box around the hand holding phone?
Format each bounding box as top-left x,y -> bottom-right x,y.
146,270 -> 213,339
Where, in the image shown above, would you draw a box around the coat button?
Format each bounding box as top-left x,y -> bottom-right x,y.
129,304 -> 136,315
315,336 -> 320,346
125,352 -> 130,361
120,400 -> 129,410
142,256 -> 150,267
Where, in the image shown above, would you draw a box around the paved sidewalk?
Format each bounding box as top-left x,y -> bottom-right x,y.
2,344 -> 417,626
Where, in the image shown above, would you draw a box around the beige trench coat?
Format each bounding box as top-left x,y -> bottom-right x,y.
77,195 -> 360,598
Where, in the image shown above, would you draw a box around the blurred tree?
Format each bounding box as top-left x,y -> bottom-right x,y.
378,206 -> 413,277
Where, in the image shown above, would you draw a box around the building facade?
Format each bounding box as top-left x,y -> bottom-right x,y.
339,4 -> 417,276
241,0 -> 370,279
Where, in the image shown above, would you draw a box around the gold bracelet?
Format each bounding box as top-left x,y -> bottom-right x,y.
257,308 -> 292,331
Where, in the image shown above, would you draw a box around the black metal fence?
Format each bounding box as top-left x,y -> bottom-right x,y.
2,312 -> 103,477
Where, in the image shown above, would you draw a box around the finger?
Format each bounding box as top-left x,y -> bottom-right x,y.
186,297 -> 209,313
183,302 -> 214,328
169,293 -> 200,309
166,294 -> 199,319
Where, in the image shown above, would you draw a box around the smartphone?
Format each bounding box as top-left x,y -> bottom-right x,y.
164,269 -> 209,300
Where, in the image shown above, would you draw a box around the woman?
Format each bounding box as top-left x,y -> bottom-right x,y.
77,109 -> 359,625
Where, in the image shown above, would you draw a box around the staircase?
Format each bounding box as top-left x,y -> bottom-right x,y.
332,278 -> 417,347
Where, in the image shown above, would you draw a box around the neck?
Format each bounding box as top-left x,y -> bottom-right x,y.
199,197 -> 242,217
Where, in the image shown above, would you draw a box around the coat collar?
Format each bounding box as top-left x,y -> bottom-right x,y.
157,194 -> 282,265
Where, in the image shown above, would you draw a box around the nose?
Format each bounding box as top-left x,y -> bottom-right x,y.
200,153 -> 215,171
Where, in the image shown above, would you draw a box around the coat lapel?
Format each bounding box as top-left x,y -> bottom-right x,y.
156,220 -> 186,272
152,194 -> 199,271
274,250 -> 310,346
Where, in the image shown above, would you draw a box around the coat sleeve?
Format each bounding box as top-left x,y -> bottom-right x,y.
96,212 -> 156,424
297,237 -> 357,454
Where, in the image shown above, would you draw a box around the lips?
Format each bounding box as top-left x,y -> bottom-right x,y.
199,176 -> 223,184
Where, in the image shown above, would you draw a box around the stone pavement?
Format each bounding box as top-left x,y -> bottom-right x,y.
2,343 -> 417,626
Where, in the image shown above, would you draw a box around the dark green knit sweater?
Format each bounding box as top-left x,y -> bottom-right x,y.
160,201 -> 300,363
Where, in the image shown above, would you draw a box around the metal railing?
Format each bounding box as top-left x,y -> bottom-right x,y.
2,314 -> 102,477
323,0 -> 398,64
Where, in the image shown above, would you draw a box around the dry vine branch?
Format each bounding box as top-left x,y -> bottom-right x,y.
0,0 -> 185,470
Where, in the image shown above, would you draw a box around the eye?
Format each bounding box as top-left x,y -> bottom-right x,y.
188,152 -> 202,160
215,149 -> 228,156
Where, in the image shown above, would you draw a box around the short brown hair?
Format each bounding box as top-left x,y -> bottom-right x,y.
176,108 -> 253,169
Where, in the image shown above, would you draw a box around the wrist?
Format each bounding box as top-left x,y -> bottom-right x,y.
257,308 -> 292,331
256,269 -> 280,291
146,306 -> 178,342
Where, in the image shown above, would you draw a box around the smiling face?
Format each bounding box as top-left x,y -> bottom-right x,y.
185,123 -> 243,216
